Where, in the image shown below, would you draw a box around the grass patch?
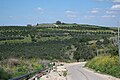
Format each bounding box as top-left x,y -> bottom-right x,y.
0,58 -> 42,78
63,71 -> 67,77
85,55 -> 120,78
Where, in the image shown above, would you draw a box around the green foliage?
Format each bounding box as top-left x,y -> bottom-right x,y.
0,67 -> 11,80
85,56 -> 120,78
73,44 -> 95,61
63,71 -> 67,77
0,24 -> 117,78
0,58 -> 42,78
0,25 -> 116,60
0,41 -> 70,60
56,21 -> 62,25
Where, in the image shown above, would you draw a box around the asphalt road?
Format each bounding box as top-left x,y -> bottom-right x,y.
66,62 -> 120,80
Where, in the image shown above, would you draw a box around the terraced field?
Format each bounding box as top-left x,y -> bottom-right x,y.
0,23 -> 118,79
0,24 -> 117,60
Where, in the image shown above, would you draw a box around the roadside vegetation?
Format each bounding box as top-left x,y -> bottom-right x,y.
0,67 -> 11,80
0,58 -> 43,79
85,55 -> 120,78
63,71 -> 67,77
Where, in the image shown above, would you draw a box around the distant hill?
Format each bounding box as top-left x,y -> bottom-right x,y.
0,23 -> 117,60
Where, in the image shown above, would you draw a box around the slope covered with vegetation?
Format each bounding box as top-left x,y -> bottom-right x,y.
0,23 -> 118,79
85,55 -> 120,78
0,23 -> 117,60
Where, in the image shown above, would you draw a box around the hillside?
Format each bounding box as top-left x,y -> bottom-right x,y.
0,23 -> 118,78
0,23 -> 117,60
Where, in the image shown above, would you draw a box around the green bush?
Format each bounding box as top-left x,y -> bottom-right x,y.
0,58 -> 42,78
63,71 -> 67,77
0,68 -> 11,80
85,56 -> 120,78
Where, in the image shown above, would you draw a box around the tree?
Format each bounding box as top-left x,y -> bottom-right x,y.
73,44 -> 95,61
103,38 -> 110,45
90,43 -> 97,51
56,21 -> 61,25
73,52 -> 80,62
37,23 -> 39,26
62,22 -> 65,25
96,40 -> 102,46
27,24 -> 32,27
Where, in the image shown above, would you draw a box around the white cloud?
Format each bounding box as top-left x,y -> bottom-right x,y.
66,14 -> 77,18
9,16 -> 13,18
66,10 -> 77,14
95,0 -> 105,1
95,0 -> 120,3
65,10 -> 78,19
83,15 -> 95,19
89,8 -> 101,14
91,10 -> 99,13
37,7 -> 43,11
106,11 -> 116,14
101,15 -> 116,18
105,4 -> 120,14
112,0 -> 120,3
9,16 -> 17,19
36,7 -> 44,14
111,4 -> 120,10
106,10 -> 120,14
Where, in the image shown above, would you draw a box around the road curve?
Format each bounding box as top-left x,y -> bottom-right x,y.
65,62 -> 120,80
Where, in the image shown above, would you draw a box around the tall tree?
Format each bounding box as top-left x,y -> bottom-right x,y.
56,21 -> 61,25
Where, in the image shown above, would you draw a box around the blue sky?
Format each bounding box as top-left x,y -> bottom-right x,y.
0,0 -> 120,27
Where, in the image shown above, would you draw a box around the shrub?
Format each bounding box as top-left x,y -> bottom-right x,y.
63,71 -> 67,77
85,56 -> 120,78
8,58 -> 20,66
0,68 -> 11,80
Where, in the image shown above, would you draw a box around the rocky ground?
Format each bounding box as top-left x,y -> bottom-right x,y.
40,65 -> 67,80
29,62 -> 120,80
